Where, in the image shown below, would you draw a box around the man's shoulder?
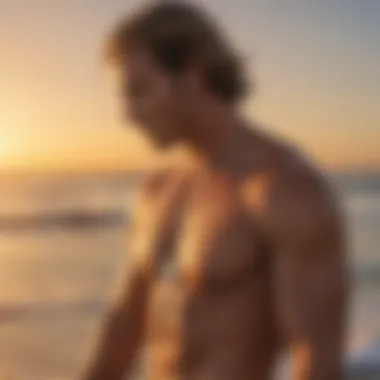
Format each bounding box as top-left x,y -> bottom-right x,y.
243,141 -> 342,241
141,170 -> 173,197
140,166 -> 184,194
134,167 -> 188,207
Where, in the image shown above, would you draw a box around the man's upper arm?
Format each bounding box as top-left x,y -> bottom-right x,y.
266,171 -> 349,378
81,175 -> 166,380
114,172 -> 168,305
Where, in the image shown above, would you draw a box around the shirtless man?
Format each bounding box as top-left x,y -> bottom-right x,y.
82,2 -> 348,379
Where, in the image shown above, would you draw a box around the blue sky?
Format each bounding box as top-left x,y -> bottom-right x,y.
0,0 -> 379,170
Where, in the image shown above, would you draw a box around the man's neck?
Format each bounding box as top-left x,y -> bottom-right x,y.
184,101 -> 249,170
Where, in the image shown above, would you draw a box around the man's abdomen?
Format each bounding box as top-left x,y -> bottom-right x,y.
145,277 -> 279,380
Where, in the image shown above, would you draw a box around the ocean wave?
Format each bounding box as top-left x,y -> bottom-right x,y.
0,299 -> 107,324
0,210 -> 127,231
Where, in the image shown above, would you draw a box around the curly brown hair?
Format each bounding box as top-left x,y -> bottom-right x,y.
105,1 -> 249,104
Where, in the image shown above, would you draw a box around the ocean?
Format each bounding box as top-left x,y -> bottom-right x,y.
0,171 -> 379,379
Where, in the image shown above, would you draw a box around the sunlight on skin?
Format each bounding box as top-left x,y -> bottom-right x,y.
241,174 -> 273,217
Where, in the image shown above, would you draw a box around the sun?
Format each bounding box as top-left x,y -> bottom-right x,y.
0,140 -> 12,157
0,138 -> 17,169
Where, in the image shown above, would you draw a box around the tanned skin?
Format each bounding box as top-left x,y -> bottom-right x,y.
82,25 -> 348,380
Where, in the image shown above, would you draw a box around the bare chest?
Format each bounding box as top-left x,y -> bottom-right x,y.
145,176 -> 260,292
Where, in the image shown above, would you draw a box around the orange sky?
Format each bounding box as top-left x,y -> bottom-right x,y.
1,1 -> 379,172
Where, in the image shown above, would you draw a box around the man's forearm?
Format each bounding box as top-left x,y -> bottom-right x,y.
82,268 -> 148,380
82,309 -> 143,380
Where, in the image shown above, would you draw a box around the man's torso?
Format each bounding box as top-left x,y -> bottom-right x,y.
137,168 -> 282,380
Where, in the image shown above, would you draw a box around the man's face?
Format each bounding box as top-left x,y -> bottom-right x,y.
114,49 -> 195,149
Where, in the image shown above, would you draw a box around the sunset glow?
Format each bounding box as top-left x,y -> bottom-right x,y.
1,1 -> 379,172
0,140 -> 12,161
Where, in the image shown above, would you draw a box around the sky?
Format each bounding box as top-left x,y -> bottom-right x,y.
0,0 -> 379,172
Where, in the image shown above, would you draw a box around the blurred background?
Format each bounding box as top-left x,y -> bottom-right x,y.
0,1 -> 379,379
